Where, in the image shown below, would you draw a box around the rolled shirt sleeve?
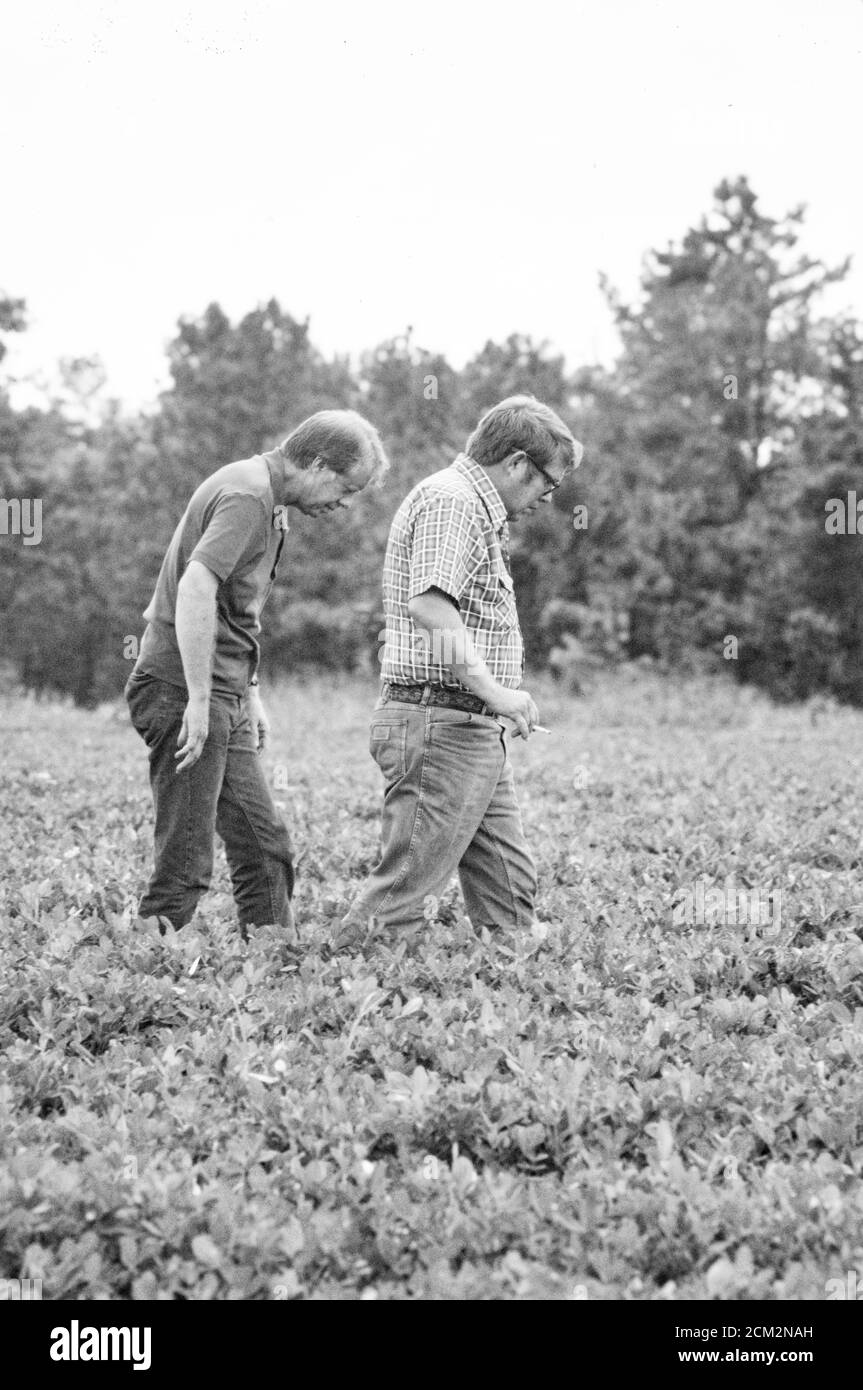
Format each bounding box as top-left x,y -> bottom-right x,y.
407,496 -> 486,607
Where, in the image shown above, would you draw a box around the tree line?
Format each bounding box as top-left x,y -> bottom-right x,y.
2,175 -> 862,707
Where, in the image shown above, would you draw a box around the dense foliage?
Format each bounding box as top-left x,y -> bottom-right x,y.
2,176 -> 863,705
1,672 -> 861,1299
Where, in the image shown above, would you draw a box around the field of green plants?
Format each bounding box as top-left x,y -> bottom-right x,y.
2,669 -> 862,1300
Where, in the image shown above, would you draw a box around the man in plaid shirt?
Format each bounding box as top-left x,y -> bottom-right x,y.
339,395 -> 583,946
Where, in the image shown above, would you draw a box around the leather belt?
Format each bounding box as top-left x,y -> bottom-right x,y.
381,681 -> 495,717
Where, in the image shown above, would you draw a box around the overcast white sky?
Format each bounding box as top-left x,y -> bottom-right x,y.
3,0 -> 862,408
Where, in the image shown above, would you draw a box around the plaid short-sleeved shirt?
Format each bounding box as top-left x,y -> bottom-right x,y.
380,453 -> 524,689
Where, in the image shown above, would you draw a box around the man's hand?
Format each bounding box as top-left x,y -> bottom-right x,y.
406,591 -> 540,738
486,687 -> 540,739
247,687 -> 270,752
175,695 -> 210,772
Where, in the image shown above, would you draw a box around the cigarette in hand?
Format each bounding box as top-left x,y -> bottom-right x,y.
533,725 -> 551,734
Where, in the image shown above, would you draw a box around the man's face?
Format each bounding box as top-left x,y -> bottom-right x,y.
295,452 -> 373,517
504,450 -> 571,520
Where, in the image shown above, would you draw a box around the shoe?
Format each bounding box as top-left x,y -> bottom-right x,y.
329,915 -> 376,953
241,919 -> 302,962
135,914 -> 175,936
330,914 -> 424,956
477,924 -> 537,957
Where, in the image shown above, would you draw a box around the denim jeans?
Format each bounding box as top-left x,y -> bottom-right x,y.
125,670 -> 294,930
346,694 -> 538,931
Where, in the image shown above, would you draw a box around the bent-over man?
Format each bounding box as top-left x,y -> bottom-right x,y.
127,410 -> 388,937
339,395 -> 582,947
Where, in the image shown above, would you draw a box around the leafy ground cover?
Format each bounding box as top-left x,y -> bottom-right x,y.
1,668 -> 862,1300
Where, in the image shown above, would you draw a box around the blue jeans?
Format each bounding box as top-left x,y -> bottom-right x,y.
125,670 -> 294,930
346,694 -> 538,931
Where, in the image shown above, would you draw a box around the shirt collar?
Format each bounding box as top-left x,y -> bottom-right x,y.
264,450 -> 290,530
453,453 -> 508,532
265,448 -> 285,497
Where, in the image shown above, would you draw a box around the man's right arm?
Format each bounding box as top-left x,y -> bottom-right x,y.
408,588 -> 539,739
174,559 -> 218,771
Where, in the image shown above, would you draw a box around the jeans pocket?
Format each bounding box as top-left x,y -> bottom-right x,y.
129,678 -> 186,746
429,709 -> 476,738
126,672 -> 156,731
125,667 -> 152,699
370,718 -> 408,785
429,720 -> 475,757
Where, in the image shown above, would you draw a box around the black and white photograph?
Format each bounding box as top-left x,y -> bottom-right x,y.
2,0 -> 862,1344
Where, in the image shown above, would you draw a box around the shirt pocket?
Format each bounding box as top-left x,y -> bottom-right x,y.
370,718 -> 408,786
492,565 -> 518,632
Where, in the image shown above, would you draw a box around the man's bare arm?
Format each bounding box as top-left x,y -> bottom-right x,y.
408,588 -> 539,738
176,560 -> 218,699
174,560 -> 218,771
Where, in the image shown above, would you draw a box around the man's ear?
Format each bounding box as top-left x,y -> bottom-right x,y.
506,450 -> 529,475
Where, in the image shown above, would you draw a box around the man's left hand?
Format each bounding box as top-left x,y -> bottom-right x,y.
247,687 -> 271,752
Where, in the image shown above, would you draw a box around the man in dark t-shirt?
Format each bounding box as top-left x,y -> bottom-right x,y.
126,409 -> 388,938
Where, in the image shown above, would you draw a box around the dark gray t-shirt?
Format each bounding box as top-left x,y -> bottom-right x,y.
136,452 -> 287,695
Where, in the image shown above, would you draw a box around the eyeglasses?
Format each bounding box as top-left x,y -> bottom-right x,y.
524,453 -> 566,496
